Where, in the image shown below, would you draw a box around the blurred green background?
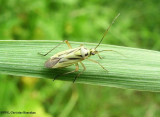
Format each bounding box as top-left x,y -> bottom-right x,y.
0,0 -> 160,117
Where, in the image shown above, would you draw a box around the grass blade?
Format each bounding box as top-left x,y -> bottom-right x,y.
0,40 -> 160,91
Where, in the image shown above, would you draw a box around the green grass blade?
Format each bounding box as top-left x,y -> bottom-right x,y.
0,40 -> 160,91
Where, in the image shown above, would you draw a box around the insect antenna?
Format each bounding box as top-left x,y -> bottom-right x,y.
95,13 -> 120,49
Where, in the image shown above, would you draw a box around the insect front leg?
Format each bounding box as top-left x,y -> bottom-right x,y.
97,53 -> 103,59
54,63 -> 79,81
87,58 -> 108,72
99,50 -> 126,58
73,62 -> 86,83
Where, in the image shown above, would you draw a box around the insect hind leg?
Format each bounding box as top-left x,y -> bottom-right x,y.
53,63 -> 79,81
64,40 -> 72,49
38,40 -> 73,56
38,41 -> 65,56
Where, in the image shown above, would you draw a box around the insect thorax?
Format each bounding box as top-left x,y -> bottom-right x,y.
80,46 -> 90,58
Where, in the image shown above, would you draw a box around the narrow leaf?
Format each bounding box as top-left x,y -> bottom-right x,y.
0,40 -> 160,91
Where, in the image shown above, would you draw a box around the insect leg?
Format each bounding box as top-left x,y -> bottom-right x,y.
64,40 -> 72,49
54,63 -> 79,81
64,63 -> 79,75
79,44 -> 83,47
98,50 -> 127,58
38,41 -> 65,56
73,62 -> 86,83
87,58 -> 108,72
97,53 -> 103,59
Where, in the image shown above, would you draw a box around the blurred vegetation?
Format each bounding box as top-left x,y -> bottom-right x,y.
0,0 -> 160,117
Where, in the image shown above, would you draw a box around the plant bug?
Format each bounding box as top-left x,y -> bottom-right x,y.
39,13 -> 121,82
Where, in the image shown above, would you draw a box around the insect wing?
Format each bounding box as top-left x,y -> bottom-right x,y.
54,48 -> 83,68
45,57 -> 60,68
45,47 -> 83,68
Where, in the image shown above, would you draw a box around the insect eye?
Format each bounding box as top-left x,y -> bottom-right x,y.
91,52 -> 95,55
85,53 -> 88,56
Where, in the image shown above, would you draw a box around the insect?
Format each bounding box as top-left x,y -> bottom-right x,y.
39,13 -> 121,82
